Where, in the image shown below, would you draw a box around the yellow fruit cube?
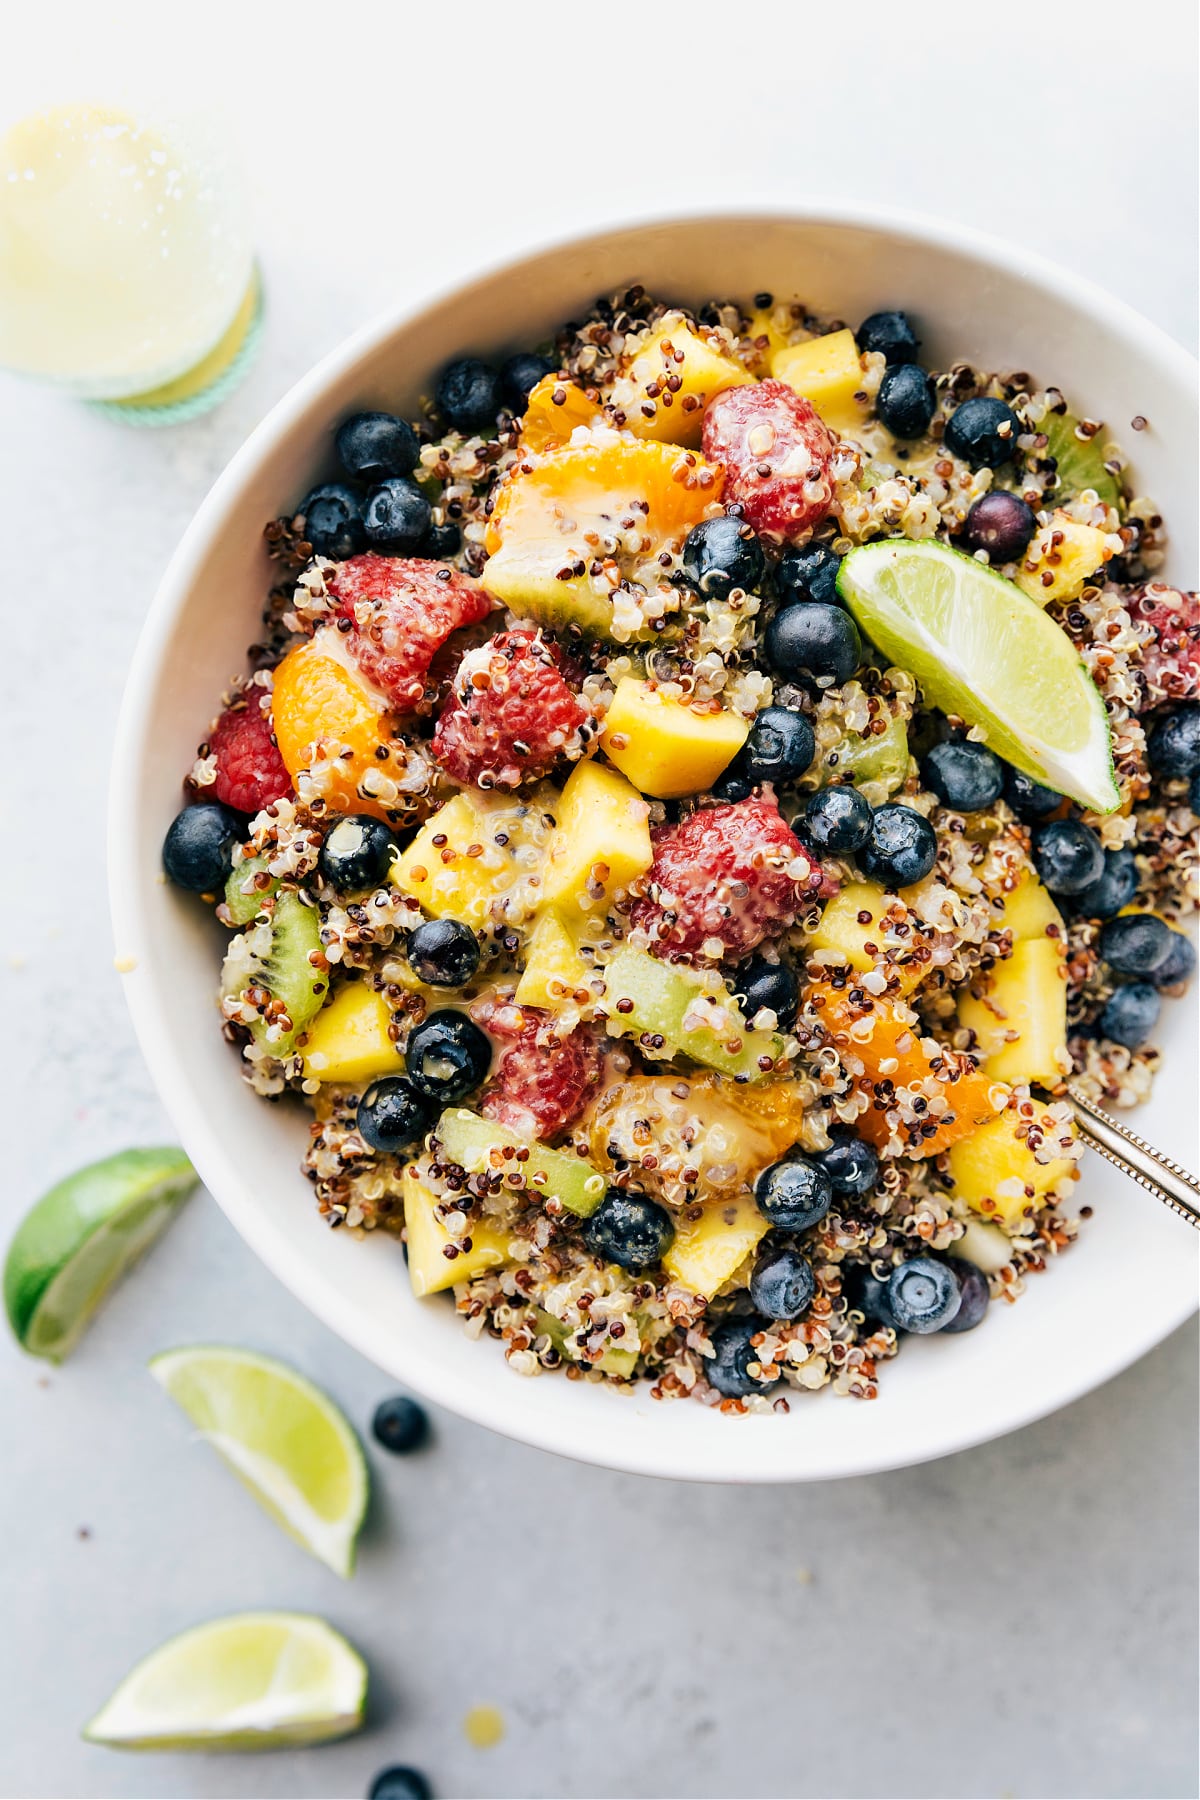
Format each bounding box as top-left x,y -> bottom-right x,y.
402,1166 -> 512,1297
662,1194 -> 769,1299
772,329 -> 868,437
392,790 -> 544,928
540,760 -> 653,916
599,678 -> 750,800
1015,510 -> 1113,604
299,982 -> 401,1085
946,1108 -> 1076,1227
743,304 -> 794,372
957,936 -> 1068,1087
515,908 -> 593,1011
806,880 -> 925,992
1002,873 -> 1064,943
614,314 -> 755,448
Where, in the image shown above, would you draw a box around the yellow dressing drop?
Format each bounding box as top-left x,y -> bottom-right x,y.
463,1704 -> 505,1749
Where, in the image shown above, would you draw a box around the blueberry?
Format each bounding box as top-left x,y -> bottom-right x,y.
371,1395 -> 429,1455
357,1077 -> 438,1155
407,918 -> 480,987
714,705 -> 814,799
417,520 -> 462,559
776,541 -> 843,608
499,351 -> 554,412
886,1256 -> 962,1333
963,491 -> 1037,563
764,602 -> 862,687
584,1189 -> 674,1273
842,1262 -> 896,1328
364,477 -> 432,552
754,1157 -> 833,1231
162,802 -> 244,892
1147,703 -> 1200,778
730,955 -> 799,1028
1032,820 -> 1104,895
368,1767 -> 433,1800
1152,928 -> 1196,988
335,411 -> 419,485
404,1011 -> 492,1103
1002,765 -> 1064,819
436,357 -> 501,433
680,515 -> 766,600
1070,848 -> 1138,921
749,1244 -> 815,1321
857,310 -> 920,365
706,1318 -> 771,1398
1190,769 -> 1200,815
858,804 -> 938,887
1097,912 -> 1172,977
921,740 -> 1004,812
943,397 -> 1023,468
801,785 -> 873,855
299,482 -> 366,559
818,1136 -> 880,1200
876,363 -> 936,439
1098,982 -> 1161,1049
319,816 -> 399,894
940,1257 -> 990,1334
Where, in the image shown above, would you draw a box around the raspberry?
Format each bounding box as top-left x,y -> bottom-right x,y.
701,380 -> 838,541
330,554 -> 492,712
476,1001 -> 605,1139
207,691 -> 292,815
630,797 -> 832,960
431,628 -> 594,788
1130,584 -> 1200,709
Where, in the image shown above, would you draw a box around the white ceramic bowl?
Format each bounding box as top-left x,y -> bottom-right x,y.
109,208 -> 1199,1483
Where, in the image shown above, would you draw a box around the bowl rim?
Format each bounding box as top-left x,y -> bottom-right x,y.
109,203 -> 1199,1483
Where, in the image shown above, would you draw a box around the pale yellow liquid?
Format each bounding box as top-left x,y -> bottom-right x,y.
0,104 -> 253,398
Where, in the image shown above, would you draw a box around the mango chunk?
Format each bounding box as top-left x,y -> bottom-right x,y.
807,880 -> 925,992
1002,873 -> 1064,943
946,1108 -> 1076,1227
614,314 -> 755,447
299,982 -> 401,1085
1015,510 -> 1113,604
402,1166 -> 512,1297
663,1194 -> 769,1299
515,908 -> 593,1012
599,678 -> 749,799
743,304 -> 794,372
957,936 -> 1068,1087
772,329 -> 868,438
392,790 -> 545,928
435,1107 -> 607,1218
540,760 -> 652,916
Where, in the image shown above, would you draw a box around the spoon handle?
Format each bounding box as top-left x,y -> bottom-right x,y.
1068,1084 -> 1200,1229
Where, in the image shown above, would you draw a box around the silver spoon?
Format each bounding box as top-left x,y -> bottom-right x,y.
1068,1083 -> 1200,1229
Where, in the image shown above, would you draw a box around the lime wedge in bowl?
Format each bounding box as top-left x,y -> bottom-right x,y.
150,1345 -> 369,1578
837,539 -> 1120,813
4,1148 -> 197,1362
83,1611 -> 367,1751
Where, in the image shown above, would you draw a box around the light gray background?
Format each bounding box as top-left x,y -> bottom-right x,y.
2,5 -> 1197,1798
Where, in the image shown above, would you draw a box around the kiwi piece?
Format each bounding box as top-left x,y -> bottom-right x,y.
1042,411 -> 1122,510
228,889 -> 327,1051
223,855 -> 280,925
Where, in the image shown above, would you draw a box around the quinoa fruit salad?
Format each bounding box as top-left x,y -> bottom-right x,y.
162,291 -> 1199,1411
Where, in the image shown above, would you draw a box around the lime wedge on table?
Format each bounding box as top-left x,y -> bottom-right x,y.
4,1148 -> 197,1362
83,1611 -> 367,1751
837,539 -> 1120,813
150,1345 -> 368,1578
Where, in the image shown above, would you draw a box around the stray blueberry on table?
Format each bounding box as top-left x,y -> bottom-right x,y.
336,411 -> 419,485
1002,765 -> 1063,819
714,705 -> 814,800
1146,702 -> 1200,778
1098,982 -> 1161,1049
680,514 -> 766,600
749,1244 -> 815,1322
1152,928 -> 1197,989
921,740 -> 1004,812
963,490 -> 1037,563
943,396 -> 1023,468
764,601 -> 862,686
364,478 -> 432,552
371,1395 -> 430,1456
1070,848 -> 1138,921
319,816 -> 399,894
876,362 -> 936,439
857,309 -> 920,364
357,1078 -> 438,1155
436,357 -> 501,433
583,1189 -> 674,1273
1097,913 -> 1172,977
499,351 -> 555,412
801,785 -> 872,855
940,1257 -> 990,1333
407,918 -> 480,988
706,1318 -> 771,1398
299,482 -> 367,560
404,1012 -> 492,1103
368,1767 -> 434,1800
731,954 -> 799,1028
776,540 -> 843,608
858,803 -> 938,887
1032,819 -> 1104,895
818,1136 -> 880,1200
754,1157 -> 833,1231
162,802 -> 244,892
886,1257 -> 962,1333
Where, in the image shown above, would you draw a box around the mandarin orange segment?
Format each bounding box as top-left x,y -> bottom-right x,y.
271,632 -> 397,821
518,374 -> 604,453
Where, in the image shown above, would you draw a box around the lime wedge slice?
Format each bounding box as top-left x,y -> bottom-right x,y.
837,539 -> 1119,812
150,1345 -> 368,1577
83,1611 -> 367,1751
4,1148 -> 197,1362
